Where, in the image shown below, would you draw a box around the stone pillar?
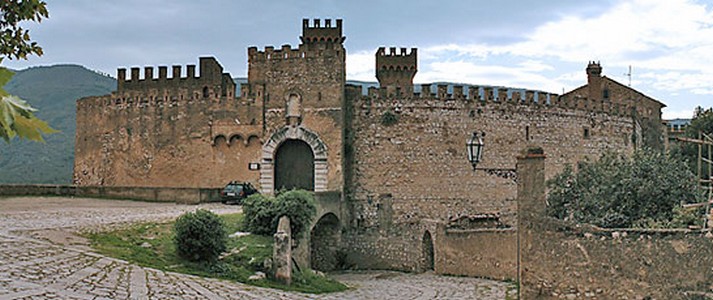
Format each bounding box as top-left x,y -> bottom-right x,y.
516,147 -> 546,300
273,216 -> 292,285
517,147 -> 546,220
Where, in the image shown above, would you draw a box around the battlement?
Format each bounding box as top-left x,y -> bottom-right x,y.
359,84 -> 632,117
117,57 -> 230,92
247,44 -> 307,62
300,18 -> 345,44
376,47 -> 417,93
376,47 -> 417,70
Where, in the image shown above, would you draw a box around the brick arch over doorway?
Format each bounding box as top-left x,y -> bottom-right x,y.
259,126 -> 328,194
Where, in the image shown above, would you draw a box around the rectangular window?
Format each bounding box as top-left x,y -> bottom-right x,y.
583,128 -> 590,139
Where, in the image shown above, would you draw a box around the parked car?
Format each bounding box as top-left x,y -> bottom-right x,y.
220,181 -> 258,204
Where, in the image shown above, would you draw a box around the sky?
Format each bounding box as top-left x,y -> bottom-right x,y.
4,0 -> 713,119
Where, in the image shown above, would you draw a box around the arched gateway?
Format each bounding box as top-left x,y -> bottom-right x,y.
260,126 -> 328,194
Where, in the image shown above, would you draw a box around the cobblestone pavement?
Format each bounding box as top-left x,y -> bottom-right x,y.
0,196 -> 514,299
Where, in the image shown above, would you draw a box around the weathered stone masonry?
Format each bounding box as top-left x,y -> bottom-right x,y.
75,19 -> 666,276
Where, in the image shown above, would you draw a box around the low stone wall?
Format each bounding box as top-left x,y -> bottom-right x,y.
0,184 -> 221,204
516,148 -> 713,299
521,219 -> 713,299
342,225 -> 423,272
439,228 -> 517,281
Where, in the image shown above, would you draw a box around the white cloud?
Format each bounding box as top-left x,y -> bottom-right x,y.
410,0 -> 713,117
415,61 -> 567,93
346,50 -> 375,81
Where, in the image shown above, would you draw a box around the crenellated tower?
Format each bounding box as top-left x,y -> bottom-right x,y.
376,47 -> 417,96
246,18 -> 345,111
300,18 -> 345,46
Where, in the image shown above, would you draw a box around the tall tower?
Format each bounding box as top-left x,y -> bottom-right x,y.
376,47 -> 417,96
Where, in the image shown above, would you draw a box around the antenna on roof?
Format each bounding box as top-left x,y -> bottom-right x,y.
624,65 -> 632,87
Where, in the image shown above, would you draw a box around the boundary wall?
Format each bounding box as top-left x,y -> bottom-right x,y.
0,184 -> 221,204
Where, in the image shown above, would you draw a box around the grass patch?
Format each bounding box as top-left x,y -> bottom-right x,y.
84,212 -> 347,293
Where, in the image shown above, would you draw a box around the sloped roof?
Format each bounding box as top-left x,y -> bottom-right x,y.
562,76 -> 666,108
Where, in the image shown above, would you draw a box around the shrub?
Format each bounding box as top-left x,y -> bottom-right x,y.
380,111 -> 398,126
174,209 -> 227,262
242,189 -> 317,240
547,149 -> 703,228
273,190 -> 317,240
242,193 -> 276,235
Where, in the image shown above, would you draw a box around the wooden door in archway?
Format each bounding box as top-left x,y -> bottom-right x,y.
274,139 -> 314,191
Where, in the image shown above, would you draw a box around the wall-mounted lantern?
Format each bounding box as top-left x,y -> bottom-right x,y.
466,132 -> 484,170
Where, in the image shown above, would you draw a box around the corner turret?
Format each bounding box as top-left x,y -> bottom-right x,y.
376,47 -> 417,95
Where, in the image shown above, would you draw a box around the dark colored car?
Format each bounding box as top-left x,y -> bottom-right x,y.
220,181 -> 258,204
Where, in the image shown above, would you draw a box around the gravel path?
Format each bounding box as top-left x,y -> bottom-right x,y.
0,196 -> 514,299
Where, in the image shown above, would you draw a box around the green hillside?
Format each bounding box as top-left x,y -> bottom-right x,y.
0,65 -> 115,184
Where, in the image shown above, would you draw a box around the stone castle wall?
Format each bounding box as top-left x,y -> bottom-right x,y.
339,85 -> 636,272
74,58 -> 264,188
345,86 -> 635,229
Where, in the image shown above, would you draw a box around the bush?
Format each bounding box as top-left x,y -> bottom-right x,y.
380,111 -> 398,126
174,209 -> 227,262
242,194 -> 276,235
274,190 -> 317,240
242,190 -> 317,240
547,149 -> 703,228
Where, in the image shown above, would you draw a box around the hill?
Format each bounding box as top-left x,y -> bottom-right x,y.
0,65 -> 115,184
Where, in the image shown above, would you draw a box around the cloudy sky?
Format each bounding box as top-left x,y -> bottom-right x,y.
4,0 -> 713,119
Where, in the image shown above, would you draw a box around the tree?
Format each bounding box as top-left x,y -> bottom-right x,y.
547,149 -> 703,228
1,0 -> 48,62
670,106 -> 713,178
0,0 -> 56,143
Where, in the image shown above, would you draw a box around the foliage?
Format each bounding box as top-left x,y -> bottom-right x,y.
380,110 -> 398,126
85,213 -> 347,293
0,1 -> 57,144
242,190 -> 317,240
173,209 -> 228,262
547,149 -> 703,228
670,106 -> 713,179
0,68 -> 57,142
242,193 -> 277,235
0,0 -> 48,62
273,189 -> 317,240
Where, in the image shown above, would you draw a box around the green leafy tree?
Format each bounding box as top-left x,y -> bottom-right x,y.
0,0 -> 56,143
670,106 -> 713,178
1,0 -> 48,62
547,149 -> 703,228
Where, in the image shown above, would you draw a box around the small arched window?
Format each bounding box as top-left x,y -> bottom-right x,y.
203,86 -> 209,98
602,88 -> 609,100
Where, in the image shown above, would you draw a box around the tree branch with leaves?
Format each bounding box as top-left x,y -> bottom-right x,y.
0,0 -> 57,143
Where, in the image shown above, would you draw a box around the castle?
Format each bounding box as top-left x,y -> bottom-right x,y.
75,19 -> 665,274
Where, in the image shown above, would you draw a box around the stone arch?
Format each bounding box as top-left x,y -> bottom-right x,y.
246,134 -> 260,146
422,231 -> 434,271
213,135 -> 227,147
310,213 -> 340,271
228,134 -> 243,146
259,126 -> 328,194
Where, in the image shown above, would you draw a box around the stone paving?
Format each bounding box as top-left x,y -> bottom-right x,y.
0,196 -> 514,299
